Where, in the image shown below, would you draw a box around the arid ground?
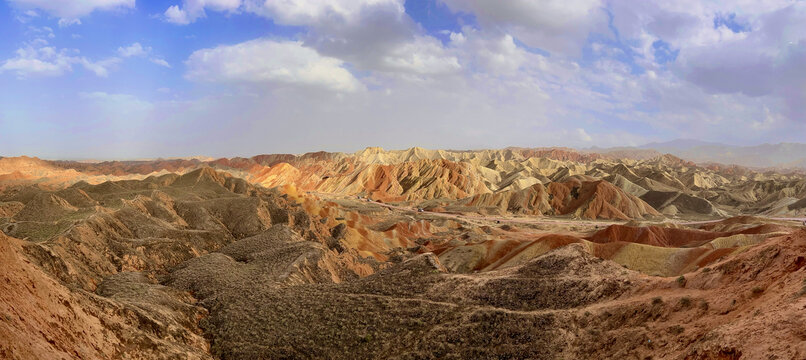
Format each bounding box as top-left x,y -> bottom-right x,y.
2,147 -> 806,359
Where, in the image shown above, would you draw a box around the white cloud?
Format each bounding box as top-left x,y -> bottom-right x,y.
185,39 -> 362,92
288,0 -> 459,76
8,0 -> 134,25
164,0 -> 242,24
243,0 -> 403,26
163,0 -> 404,26
576,128 -> 593,142
607,1 -> 800,65
27,26 -> 55,39
0,44 -> 119,78
378,36 -> 460,75
80,57 -> 121,77
672,4 -> 806,118
149,58 -> 172,68
58,18 -> 81,27
164,0 -> 409,28
163,0 -> 457,77
117,42 -> 150,57
164,5 -> 190,24
441,0 -> 608,56
492,0 -> 806,135
599,65 -> 801,144
29,38 -> 48,47
450,29 -> 526,75
15,9 -> 39,23
116,43 -> 172,68
1,49 -> 71,77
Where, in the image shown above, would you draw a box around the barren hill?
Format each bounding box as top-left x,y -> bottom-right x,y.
1,164 -> 805,358
7,146 -> 803,220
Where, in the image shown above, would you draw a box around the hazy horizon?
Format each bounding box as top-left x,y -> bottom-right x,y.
5,137 -> 806,162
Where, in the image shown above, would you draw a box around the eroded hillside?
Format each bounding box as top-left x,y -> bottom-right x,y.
2,150 -> 806,359
9,147 -> 805,220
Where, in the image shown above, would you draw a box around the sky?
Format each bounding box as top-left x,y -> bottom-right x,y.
0,0 -> 804,159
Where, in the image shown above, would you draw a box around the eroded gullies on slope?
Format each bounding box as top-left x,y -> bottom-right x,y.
6,147 -> 806,221
1,157 -> 806,358
0,169 -> 378,359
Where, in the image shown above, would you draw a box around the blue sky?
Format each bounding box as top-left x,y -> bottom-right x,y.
1,0 -> 804,159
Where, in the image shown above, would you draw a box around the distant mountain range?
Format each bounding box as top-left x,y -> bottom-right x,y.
596,139 -> 806,169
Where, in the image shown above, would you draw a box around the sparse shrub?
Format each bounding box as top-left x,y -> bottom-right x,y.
676,275 -> 686,287
751,286 -> 764,296
679,296 -> 691,308
702,267 -> 711,272
652,297 -> 663,305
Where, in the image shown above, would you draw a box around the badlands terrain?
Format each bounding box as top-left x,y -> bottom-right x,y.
1,147 -> 806,359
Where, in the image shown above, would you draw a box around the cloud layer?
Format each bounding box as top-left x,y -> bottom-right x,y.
8,0 -> 134,25
185,39 -> 361,92
1,0 -> 804,158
